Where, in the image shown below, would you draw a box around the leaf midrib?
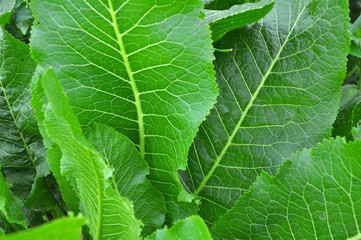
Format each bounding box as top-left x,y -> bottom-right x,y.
194,1 -> 310,196
107,0 -> 145,158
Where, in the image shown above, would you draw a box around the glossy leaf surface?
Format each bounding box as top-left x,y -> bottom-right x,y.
181,0 -> 350,224
213,138 -> 361,239
32,69 -> 141,240
333,90 -> 361,141
147,215 -> 212,240
0,26 -> 48,200
204,0 -> 274,41
86,123 -> 165,235
30,0 -> 218,222
3,215 -> 86,240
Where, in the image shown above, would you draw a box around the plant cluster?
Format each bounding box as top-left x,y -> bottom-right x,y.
0,0 -> 360,239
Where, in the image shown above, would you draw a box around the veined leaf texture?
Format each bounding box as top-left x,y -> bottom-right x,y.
180,0 -> 350,224
30,0 -> 218,223
213,138 -> 361,239
0,27 -> 49,201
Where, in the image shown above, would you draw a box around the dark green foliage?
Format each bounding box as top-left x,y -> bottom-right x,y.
0,0 -> 359,239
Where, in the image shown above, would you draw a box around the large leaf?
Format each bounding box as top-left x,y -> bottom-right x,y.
3,215 -> 86,240
30,0 -> 218,222
0,165 -> 26,232
180,0 -> 350,224
146,215 -> 212,240
86,123 -> 165,236
32,68 -> 141,240
204,0 -> 274,42
212,137 -> 361,239
0,26 -> 49,201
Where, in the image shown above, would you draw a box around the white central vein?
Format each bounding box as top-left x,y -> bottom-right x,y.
194,2 -> 310,196
107,0 -> 145,158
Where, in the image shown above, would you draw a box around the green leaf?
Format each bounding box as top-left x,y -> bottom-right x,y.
3,215 -> 86,240
0,26 -> 50,201
0,0 -> 14,16
30,0 -> 218,223
23,177 -> 58,212
146,215 -> 212,240
339,85 -> 360,108
349,15 -> 361,57
203,0 -> 214,5
85,123 -> 165,236
30,66 -> 80,214
350,14 -> 361,34
212,137 -> 361,239
205,0 -> 247,10
333,91 -> 361,141
33,68 -> 141,240
204,0 -> 274,42
352,122 -> 361,139
0,165 -> 26,232
13,6 -> 32,35
0,0 -> 14,26
45,146 -> 80,213
180,0 -> 350,224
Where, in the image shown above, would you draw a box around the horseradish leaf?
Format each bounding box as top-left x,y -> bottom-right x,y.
181,0 -> 350,223
333,91 -> 361,141
30,0 -> 218,223
147,215 -> 212,240
86,123 -> 165,236
33,68 -> 141,240
0,165 -> 26,232
213,138 -> 361,239
0,26 -> 49,201
204,0 -> 274,41
3,215 -> 86,240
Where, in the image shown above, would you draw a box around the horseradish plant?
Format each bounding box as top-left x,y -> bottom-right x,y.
0,0 -> 360,239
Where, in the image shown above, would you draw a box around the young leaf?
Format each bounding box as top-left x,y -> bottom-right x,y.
33,68 -> 141,240
30,66 -> 80,214
146,215 -> 212,240
85,123 -> 165,236
30,66 -> 80,213
212,137 -> 361,239
180,0 -> 350,224
333,92 -> 361,141
30,0 -> 218,222
0,165 -> 26,232
203,0 -> 274,41
0,26 -> 49,201
3,215 -> 86,240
